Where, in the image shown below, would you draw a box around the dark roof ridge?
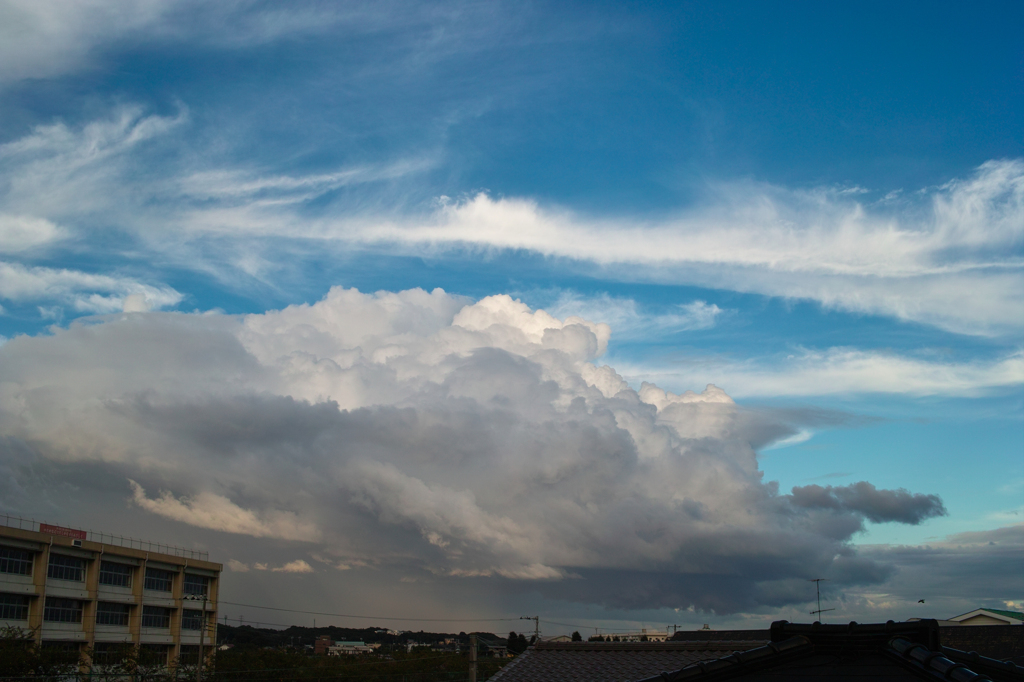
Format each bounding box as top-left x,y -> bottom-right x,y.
532,640 -> 769,652
889,637 -> 996,681
941,645 -> 1024,681
634,635 -> 813,682
633,621 -> 1010,682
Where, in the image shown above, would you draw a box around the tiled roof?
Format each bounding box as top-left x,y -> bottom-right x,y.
486,641 -> 766,682
634,621 -> 1024,682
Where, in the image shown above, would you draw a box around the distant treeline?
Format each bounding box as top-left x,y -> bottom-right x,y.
217,623 -> 501,649
1,625 -> 511,681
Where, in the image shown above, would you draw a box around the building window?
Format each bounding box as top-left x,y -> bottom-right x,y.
93,642 -> 134,666
178,645 -> 208,665
139,644 -> 168,666
141,605 -> 171,629
47,554 -> 85,582
99,561 -> 133,587
40,641 -> 81,665
96,601 -> 131,626
144,567 -> 173,592
43,597 -> 83,623
183,574 -> 209,596
0,593 -> 30,620
181,609 -> 205,631
0,546 -> 33,575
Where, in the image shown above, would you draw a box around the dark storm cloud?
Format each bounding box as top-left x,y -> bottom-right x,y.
856,525 -> 1024,601
789,481 -> 947,525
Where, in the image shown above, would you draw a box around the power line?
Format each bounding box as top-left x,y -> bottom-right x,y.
539,618 -> 597,630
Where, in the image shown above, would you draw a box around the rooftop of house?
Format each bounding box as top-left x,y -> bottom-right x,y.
486,640 -> 768,682
634,620 -> 1023,682
953,609 -> 1024,623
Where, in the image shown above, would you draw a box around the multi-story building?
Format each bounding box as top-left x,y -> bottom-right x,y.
0,514 -> 222,668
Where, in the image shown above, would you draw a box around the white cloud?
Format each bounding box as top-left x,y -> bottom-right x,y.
0,261 -> 182,314
0,215 -> 67,253
549,293 -> 723,339
0,0 -> 388,86
238,559 -> 314,573
761,429 -> 813,451
0,0 -> 176,84
407,163 -> 1022,281
128,480 -> 321,541
359,162 -> 1020,335
629,347 -> 1024,398
0,288 -> 960,613
272,559 -> 314,573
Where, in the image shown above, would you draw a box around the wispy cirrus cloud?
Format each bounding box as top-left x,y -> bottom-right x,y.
2,103 -> 1020,335
548,292 -> 724,339
0,261 -> 182,315
0,0 -> 407,86
624,347 -> 1024,398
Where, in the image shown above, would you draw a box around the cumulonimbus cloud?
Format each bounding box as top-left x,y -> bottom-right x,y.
0,287 -> 961,613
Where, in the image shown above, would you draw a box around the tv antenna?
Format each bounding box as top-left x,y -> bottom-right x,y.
808,578 -> 835,622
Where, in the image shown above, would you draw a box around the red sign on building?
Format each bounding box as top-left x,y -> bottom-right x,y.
40,523 -> 87,540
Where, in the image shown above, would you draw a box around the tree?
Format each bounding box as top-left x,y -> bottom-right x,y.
506,632 -> 521,655
571,631 -> 582,642
0,627 -> 84,680
506,632 -> 530,655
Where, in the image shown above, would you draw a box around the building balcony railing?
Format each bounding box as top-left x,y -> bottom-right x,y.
1,512 -> 209,561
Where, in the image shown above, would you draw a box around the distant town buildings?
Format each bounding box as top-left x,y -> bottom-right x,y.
330,641 -> 377,655
0,514 -> 221,669
588,628 -> 671,642
314,634 -> 379,655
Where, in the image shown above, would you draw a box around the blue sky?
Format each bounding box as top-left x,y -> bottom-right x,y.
0,0 -> 1021,632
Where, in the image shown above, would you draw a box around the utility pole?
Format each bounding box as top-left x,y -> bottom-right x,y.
519,616 -> 539,642
808,579 -> 835,623
197,592 -> 207,682
469,634 -> 477,682
184,592 -> 208,682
